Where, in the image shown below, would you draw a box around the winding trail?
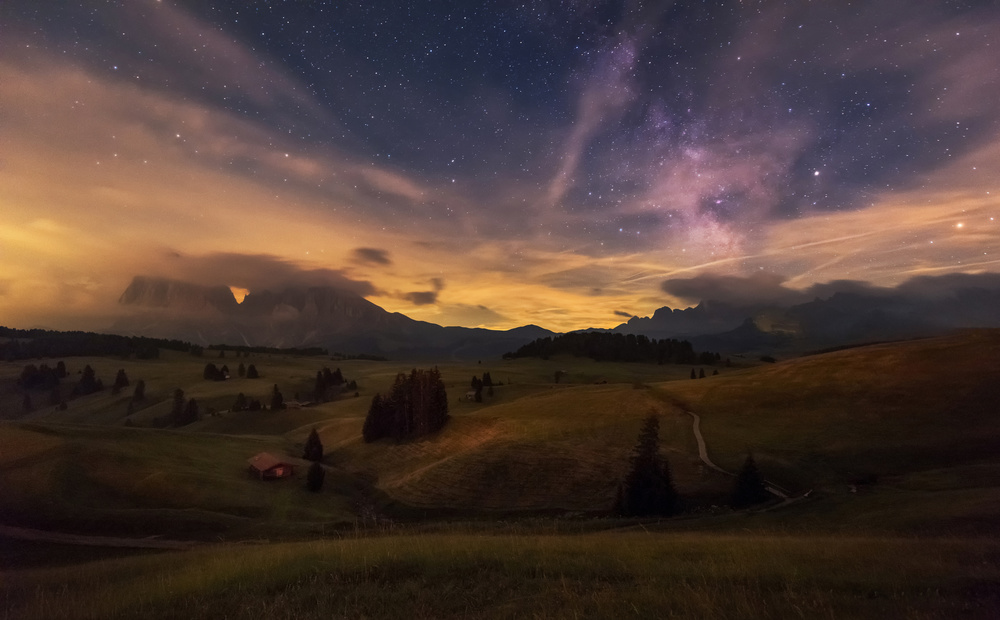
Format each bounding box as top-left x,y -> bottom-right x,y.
685,411 -> 790,500
686,411 -> 733,476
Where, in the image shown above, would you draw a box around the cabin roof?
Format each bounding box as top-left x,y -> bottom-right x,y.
247,452 -> 292,472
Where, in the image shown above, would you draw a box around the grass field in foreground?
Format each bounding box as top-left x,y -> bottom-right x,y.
3,532 -> 998,619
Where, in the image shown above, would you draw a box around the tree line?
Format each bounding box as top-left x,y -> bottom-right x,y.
504,332 -> 719,365
1,327 -> 190,361
0,326 -> 339,362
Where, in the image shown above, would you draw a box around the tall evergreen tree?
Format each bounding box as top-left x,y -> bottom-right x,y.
246,364 -> 259,379
74,365 -> 103,396
182,398 -> 199,425
132,379 -> 145,402
730,453 -> 770,508
362,394 -> 391,442
203,363 -> 222,381
314,371 -> 327,403
303,428 -> 323,462
170,388 -> 185,425
306,461 -> 325,492
232,392 -> 247,412
619,415 -> 677,516
112,368 -> 129,395
238,362 -> 246,377
270,384 -> 285,410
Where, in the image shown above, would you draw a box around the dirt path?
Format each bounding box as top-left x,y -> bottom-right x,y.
0,524 -> 197,550
686,411 -> 733,476
685,411 -> 790,500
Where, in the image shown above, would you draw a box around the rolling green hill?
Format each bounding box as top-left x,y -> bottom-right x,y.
3,330 -> 1000,618
3,331 -> 1000,535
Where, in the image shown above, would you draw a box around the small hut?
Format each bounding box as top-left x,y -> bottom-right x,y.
247,452 -> 295,480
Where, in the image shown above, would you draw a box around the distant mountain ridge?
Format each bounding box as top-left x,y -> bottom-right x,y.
113,276 -> 555,360
610,275 -> 1000,354
112,273 -> 1000,359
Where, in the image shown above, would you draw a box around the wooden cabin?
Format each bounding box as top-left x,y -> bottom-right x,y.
247,452 -> 294,480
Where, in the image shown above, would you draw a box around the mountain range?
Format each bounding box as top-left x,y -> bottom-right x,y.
112,273 -> 1000,359
112,276 -> 553,360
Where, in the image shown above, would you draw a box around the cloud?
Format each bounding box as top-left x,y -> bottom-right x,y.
545,35 -> 640,207
436,304 -> 510,328
431,277 -> 445,291
403,291 -> 438,306
352,247 -> 393,266
660,271 -> 1000,309
894,272 -> 1000,299
351,166 -> 428,203
661,272 -> 799,306
158,251 -> 377,296
613,310 -> 633,318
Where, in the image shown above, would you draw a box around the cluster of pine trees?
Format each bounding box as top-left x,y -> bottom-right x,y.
506,332 -> 716,365
313,366 -> 357,402
170,388 -> 199,426
17,361 -> 67,389
202,363 -> 230,381
469,371 -> 494,402
362,368 -> 449,442
73,365 -> 104,396
230,393 -> 262,411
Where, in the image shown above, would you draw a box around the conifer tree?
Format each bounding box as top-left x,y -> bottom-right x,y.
74,365 -> 103,396
246,364 -> 259,379
270,384 -> 285,410
132,379 -> 145,402
730,453 -> 770,508
232,392 -> 247,412
314,371 -> 327,402
238,362 -> 246,377
303,428 -> 323,462
112,368 -> 129,394
170,388 -> 185,425
620,415 -> 677,516
182,398 -> 199,425
306,461 -> 325,492
203,363 -> 222,381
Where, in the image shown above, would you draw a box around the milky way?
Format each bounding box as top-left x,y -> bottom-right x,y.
2,0 -> 999,331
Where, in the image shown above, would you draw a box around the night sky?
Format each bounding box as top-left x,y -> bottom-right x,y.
3,0 -> 999,332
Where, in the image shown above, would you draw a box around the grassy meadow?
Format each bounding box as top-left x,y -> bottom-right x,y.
4,532 -> 999,619
2,330 -> 1000,617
